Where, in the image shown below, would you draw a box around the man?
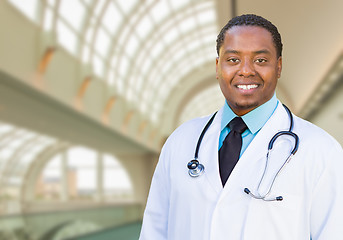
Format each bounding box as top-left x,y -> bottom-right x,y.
139,14 -> 343,240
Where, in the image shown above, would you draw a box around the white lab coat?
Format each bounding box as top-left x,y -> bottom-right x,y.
139,103 -> 343,240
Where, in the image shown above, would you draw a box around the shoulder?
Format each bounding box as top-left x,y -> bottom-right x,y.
293,115 -> 342,153
167,114 -> 213,144
158,114 -> 214,165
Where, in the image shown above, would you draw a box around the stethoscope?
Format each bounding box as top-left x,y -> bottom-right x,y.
187,104 -> 299,201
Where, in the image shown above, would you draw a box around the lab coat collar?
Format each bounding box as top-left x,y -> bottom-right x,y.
221,103 -> 290,196
198,106 -> 224,194
220,94 -> 278,135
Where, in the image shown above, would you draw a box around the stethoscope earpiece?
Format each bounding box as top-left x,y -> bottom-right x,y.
244,187 -> 283,201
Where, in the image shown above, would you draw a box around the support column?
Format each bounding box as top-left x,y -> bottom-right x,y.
118,153 -> 158,206
60,150 -> 69,201
95,152 -> 104,202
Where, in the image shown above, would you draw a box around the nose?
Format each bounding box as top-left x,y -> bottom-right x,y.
238,59 -> 255,77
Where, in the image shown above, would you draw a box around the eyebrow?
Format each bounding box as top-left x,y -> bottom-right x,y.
223,49 -> 272,55
254,49 -> 271,55
223,49 -> 239,55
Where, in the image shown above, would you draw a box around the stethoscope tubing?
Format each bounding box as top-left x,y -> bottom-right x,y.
187,103 -> 299,201
194,112 -> 217,160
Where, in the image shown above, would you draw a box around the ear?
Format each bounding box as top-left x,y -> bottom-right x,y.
216,57 -> 219,79
277,56 -> 282,79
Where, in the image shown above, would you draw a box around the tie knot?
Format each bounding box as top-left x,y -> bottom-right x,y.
228,117 -> 247,134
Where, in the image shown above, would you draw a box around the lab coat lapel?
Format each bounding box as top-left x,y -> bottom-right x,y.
198,106 -> 224,194
222,103 -> 289,195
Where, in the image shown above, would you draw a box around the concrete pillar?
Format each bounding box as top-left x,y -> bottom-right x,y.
60,150 -> 69,201
95,152 -> 104,202
118,153 -> 158,210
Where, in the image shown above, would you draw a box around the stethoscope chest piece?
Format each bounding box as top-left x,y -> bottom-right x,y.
187,159 -> 204,177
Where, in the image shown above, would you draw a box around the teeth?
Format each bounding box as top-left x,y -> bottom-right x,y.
237,84 -> 258,90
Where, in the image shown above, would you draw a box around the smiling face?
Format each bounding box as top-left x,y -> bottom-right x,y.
216,26 -> 282,116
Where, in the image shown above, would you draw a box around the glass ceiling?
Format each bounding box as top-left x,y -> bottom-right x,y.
7,0 -> 218,124
0,121 -> 57,203
0,120 -> 133,214
178,84 -> 224,126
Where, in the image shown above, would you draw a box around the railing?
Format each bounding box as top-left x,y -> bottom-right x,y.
0,203 -> 143,240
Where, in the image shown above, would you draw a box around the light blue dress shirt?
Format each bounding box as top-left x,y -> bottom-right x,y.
219,94 -> 279,157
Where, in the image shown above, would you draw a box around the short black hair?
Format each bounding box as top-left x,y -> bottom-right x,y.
216,14 -> 283,58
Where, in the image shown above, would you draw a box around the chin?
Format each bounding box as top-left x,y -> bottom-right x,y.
235,101 -> 259,110
233,101 -> 260,114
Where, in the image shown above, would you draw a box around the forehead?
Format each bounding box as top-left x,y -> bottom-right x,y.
221,26 -> 276,54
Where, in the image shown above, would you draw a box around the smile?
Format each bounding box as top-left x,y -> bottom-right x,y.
237,84 -> 258,90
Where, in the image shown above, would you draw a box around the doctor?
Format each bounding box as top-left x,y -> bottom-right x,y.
139,14 -> 343,240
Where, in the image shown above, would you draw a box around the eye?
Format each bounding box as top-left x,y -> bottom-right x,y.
227,58 -> 240,63
255,58 -> 267,63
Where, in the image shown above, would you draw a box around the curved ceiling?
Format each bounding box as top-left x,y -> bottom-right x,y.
4,0 -> 343,136
7,0 -> 218,125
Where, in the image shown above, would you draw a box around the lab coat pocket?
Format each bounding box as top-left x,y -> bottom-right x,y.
244,193 -> 301,240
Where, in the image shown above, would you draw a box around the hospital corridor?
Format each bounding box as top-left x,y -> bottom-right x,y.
0,0 -> 342,239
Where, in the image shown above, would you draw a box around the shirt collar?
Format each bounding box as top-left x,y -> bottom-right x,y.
221,93 -> 279,134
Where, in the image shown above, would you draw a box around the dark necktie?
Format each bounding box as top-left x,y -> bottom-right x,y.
219,117 -> 248,186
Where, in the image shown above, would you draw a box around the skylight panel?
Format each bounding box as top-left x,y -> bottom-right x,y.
7,176 -> 22,186
102,2 -> 122,35
95,28 -> 111,58
168,61 -> 190,82
117,25 -> 131,48
94,0 -> 106,17
197,9 -> 216,25
187,39 -> 204,53
162,27 -> 179,45
82,0 -> 93,6
0,148 -> 13,161
116,0 -> 137,14
140,57 -> 153,75
136,15 -> 153,39
0,123 -> 13,135
68,146 -> 96,166
93,55 -> 104,77
118,57 -> 129,77
57,20 -> 78,55
150,42 -> 164,59
134,75 -> 144,92
150,0 -> 169,23
151,111 -> 158,123
169,0 -> 190,11
59,0 -> 85,30
140,102 -> 147,113
116,76 -> 124,94
85,27 -> 94,44
47,0 -> 56,7
43,8 -> 54,31
125,36 -> 139,57
179,84 -> 224,125
179,17 -> 197,34
127,88 -> 134,102
201,30 -> 216,45
104,168 -> 132,190
105,154 -> 133,192
21,138 -> 55,165
82,45 -> 90,63
8,0 -> 38,23
9,131 -> 34,149
168,47 -> 185,65
108,69 -> 115,85
43,162 -> 61,179
20,152 -> 36,166
157,60 -> 173,79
